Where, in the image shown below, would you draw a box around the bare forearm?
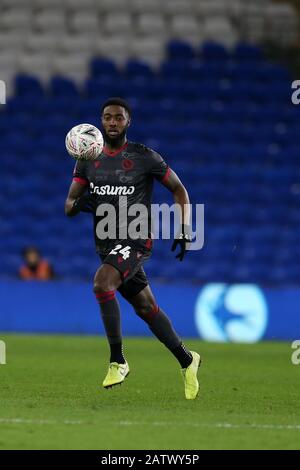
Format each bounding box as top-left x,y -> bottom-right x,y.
65,197 -> 77,217
65,181 -> 87,217
161,169 -> 191,226
173,185 -> 190,226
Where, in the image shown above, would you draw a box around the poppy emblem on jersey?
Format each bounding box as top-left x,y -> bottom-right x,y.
122,159 -> 134,171
117,256 -> 124,264
94,161 -> 101,169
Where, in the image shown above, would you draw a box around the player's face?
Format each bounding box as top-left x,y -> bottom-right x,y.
101,105 -> 130,142
25,249 -> 40,267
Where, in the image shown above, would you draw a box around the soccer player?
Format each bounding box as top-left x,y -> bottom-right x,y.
65,98 -> 201,399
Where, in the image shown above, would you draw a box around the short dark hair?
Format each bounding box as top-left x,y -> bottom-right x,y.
101,97 -> 132,118
22,246 -> 40,258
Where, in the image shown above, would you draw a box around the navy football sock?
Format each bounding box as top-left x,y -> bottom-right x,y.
136,305 -> 192,368
95,291 -> 126,364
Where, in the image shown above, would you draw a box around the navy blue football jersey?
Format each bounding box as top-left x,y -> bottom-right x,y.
73,141 -> 171,255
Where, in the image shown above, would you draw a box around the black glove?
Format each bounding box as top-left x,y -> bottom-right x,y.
171,224 -> 192,261
72,194 -> 97,215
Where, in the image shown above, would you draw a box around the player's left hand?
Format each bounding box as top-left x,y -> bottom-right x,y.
171,224 -> 192,261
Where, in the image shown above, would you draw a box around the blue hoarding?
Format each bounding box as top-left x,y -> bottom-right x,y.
0,281 -> 299,341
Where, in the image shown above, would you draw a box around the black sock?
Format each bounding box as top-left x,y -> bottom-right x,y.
109,342 -> 126,364
95,290 -> 125,364
171,342 -> 193,369
136,305 -> 193,368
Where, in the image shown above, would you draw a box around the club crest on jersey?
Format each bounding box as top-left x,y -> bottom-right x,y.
90,182 -> 135,195
122,159 -> 134,171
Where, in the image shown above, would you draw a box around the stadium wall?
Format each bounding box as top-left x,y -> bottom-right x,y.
0,281 -> 298,342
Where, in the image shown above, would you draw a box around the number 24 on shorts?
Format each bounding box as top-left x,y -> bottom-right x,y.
109,245 -> 131,260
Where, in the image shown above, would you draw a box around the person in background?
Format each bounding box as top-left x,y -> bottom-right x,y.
19,246 -> 54,281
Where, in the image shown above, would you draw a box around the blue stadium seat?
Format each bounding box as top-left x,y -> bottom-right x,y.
14,74 -> 44,97
50,77 -> 80,97
201,42 -> 230,61
167,40 -> 195,60
125,60 -> 155,79
233,43 -> 264,62
90,58 -> 120,79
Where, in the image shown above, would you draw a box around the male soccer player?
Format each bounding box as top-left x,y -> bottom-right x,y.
65,98 -> 201,399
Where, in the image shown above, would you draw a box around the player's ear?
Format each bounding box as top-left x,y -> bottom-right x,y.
127,117 -> 131,128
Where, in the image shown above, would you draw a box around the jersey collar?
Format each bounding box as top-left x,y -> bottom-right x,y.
103,142 -> 128,157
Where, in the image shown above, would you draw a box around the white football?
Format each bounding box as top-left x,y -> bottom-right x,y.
65,123 -> 104,160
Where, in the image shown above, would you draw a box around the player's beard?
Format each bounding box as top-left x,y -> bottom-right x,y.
103,127 -> 128,148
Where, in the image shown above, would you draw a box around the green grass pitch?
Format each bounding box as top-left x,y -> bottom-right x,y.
0,334 -> 299,450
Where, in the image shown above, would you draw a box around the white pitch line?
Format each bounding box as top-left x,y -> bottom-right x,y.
0,418 -> 83,426
119,421 -> 300,431
1,418 -> 300,431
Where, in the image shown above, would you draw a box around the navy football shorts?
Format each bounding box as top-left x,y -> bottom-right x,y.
99,241 -> 152,301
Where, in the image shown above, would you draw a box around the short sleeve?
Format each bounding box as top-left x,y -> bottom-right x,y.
147,148 -> 171,183
72,160 -> 88,186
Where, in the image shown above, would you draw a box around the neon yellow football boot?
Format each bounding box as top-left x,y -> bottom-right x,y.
181,351 -> 201,400
102,361 -> 130,389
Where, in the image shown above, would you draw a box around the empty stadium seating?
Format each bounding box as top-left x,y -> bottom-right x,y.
0,0 -> 299,285
0,0 -> 298,90
0,32 -> 299,285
